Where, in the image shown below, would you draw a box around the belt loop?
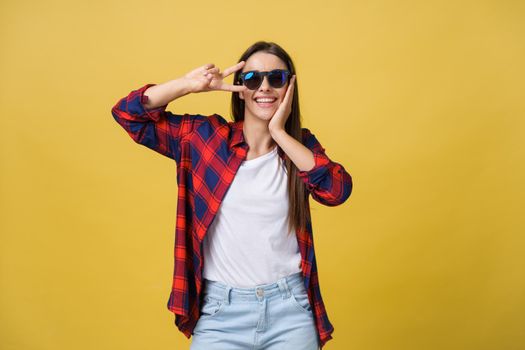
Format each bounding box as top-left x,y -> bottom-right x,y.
223,285 -> 232,305
277,277 -> 290,299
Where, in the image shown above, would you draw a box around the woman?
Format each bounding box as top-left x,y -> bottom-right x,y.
111,41 -> 353,349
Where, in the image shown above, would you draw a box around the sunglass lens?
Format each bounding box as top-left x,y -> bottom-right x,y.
268,70 -> 287,88
243,71 -> 262,90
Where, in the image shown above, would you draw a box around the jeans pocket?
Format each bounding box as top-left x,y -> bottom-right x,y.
200,294 -> 225,318
289,285 -> 313,315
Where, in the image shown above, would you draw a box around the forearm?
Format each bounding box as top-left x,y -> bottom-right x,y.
273,127 -> 353,206
143,78 -> 192,109
271,129 -> 315,172
111,83 -> 208,161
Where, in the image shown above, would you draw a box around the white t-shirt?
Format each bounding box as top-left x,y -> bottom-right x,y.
202,145 -> 302,288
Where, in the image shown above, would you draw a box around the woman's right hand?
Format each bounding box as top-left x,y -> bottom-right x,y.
182,61 -> 248,94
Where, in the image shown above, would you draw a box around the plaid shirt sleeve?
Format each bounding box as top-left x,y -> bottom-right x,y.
111,83 -> 206,163
298,128 -> 353,206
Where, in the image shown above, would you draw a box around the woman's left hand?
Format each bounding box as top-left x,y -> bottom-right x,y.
268,75 -> 296,134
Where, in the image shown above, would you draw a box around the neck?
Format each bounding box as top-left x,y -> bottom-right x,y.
242,114 -> 276,153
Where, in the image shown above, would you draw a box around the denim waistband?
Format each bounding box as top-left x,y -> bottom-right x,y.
201,271 -> 305,304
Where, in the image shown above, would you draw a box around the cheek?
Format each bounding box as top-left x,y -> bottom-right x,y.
246,93 -> 256,103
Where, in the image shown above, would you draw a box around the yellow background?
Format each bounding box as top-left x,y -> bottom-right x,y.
1,0 -> 524,349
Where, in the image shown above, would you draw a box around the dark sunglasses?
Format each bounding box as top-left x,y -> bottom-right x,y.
238,69 -> 292,90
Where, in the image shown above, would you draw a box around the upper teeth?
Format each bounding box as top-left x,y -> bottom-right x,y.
256,98 -> 276,103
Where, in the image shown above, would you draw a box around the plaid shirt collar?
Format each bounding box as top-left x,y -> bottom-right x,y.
229,119 -> 246,148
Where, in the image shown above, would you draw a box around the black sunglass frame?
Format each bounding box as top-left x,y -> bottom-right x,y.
238,69 -> 292,90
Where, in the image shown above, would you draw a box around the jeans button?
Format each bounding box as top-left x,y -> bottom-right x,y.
256,288 -> 264,297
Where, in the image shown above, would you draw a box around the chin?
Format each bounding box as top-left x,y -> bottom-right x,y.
247,107 -> 275,120
257,112 -> 275,120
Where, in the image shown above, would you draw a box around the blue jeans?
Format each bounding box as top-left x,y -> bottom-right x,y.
190,271 -> 320,350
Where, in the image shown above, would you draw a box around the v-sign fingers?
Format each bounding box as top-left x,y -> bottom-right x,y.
219,83 -> 247,92
222,61 -> 246,77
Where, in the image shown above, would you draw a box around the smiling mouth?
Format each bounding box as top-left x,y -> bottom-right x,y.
254,97 -> 277,107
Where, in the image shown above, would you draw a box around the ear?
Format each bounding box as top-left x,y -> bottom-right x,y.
239,91 -> 245,100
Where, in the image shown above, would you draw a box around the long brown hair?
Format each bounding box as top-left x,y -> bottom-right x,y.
230,41 -> 308,236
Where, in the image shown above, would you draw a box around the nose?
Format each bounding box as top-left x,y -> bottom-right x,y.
258,76 -> 272,91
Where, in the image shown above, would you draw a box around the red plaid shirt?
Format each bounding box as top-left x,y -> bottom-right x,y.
111,83 -> 353,348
